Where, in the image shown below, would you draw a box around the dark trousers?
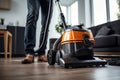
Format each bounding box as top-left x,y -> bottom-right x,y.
24,0 -> 53,56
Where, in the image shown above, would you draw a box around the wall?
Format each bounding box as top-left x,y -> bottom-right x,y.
85,0 -> 91,28
0,0 -> 27,26
0,0 -> 60,52
78,0 -> 91,28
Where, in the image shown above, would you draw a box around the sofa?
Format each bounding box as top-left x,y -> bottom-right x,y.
89,19 -> 120,52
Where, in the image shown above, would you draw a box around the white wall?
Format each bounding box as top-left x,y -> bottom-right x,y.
85,0 -> 91,28
78,0 -> 85,25
78,0 -> 91,28
0,0 -> 27,26
0,0 -> 60,51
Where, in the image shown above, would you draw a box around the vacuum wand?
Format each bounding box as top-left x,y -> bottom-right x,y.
55,0 -> 67,30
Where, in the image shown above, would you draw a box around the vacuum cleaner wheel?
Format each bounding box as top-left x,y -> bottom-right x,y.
47,50 -> 56,65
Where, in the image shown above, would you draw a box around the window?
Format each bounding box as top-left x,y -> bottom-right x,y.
61,6 -> 67,21
92,0 -> 107,25
91,0 -> 119,26
109,0 -> 119,21
70,1 -> 78,25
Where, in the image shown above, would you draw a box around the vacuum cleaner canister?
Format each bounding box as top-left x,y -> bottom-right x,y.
57,28 -> 107,68
47,0 -> 107,68
60,28 -> 95,59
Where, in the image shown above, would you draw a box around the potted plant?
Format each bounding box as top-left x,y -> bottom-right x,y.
55,18 -> 64,35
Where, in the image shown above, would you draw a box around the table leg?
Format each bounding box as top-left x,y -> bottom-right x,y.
4,32 -> 8,59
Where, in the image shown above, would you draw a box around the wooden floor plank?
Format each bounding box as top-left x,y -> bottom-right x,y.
0,58 -> 120,80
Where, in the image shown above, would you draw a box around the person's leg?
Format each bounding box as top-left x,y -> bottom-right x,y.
24,0 -> 40,55
38,0 -> 53,56
22,0 -> 40,63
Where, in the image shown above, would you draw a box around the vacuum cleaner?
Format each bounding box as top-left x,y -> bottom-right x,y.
47,0 -> 107,68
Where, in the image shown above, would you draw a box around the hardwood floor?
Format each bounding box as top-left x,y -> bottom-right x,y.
0,58 -> 120,80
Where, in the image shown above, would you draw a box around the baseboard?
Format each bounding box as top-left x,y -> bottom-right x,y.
0,54 -> 25,58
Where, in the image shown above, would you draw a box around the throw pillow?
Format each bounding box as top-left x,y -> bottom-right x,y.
107,26 -> 115,35
96,26 -> 111,36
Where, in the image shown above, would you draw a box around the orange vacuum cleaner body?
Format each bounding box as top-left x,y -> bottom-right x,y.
60,28 -> 95,59
61,30 -> 95,45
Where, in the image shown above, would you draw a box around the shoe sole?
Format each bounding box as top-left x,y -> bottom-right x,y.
21,60 -> 34,64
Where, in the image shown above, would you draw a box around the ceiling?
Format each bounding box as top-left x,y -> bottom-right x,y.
60,0 -> 77,6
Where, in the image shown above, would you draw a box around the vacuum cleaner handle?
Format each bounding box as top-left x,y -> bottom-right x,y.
55,0 -> 68,30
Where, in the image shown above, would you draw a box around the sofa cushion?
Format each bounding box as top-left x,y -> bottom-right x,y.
110,20 -> 120,34
93,47 -> 120,52
117,36 -> 120,46
94,35 -> 117,48
96,26 -> 111,36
